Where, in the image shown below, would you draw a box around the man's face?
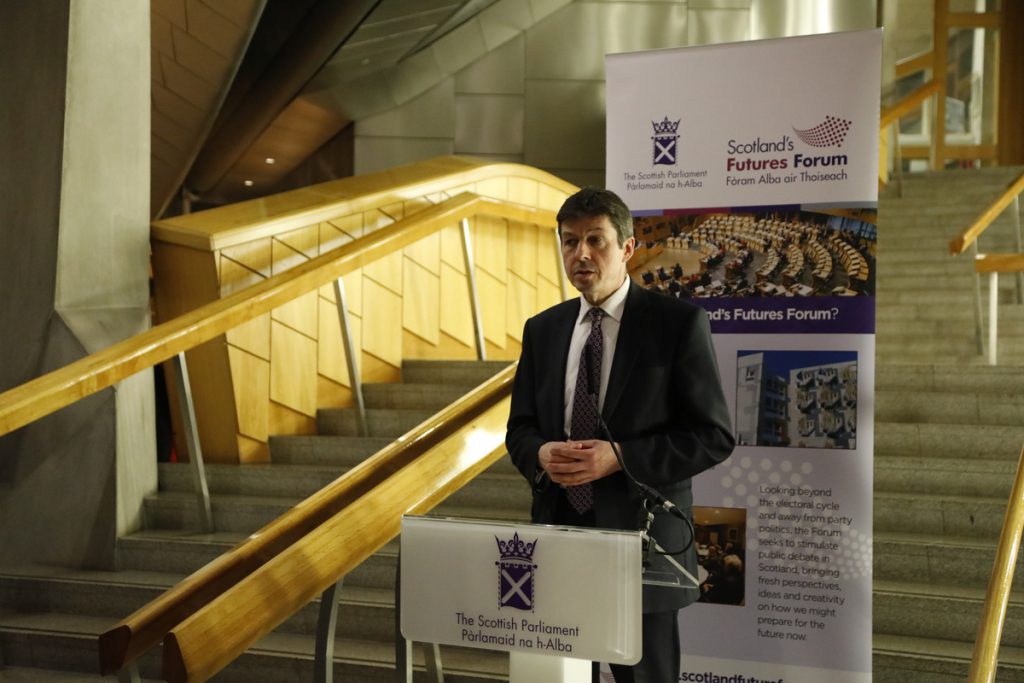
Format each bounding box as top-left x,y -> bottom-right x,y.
559,214 -> 635,306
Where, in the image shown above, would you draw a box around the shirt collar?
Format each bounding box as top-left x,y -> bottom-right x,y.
576,275 -> 630,325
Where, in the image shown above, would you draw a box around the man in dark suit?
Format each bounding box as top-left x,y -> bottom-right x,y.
506,187 -> 735,683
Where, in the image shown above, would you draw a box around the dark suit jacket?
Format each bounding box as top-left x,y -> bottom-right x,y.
506,281 -> 735,612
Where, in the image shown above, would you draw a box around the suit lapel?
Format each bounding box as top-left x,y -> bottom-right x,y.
546,300 -> 579,435
603,282 -> 648,420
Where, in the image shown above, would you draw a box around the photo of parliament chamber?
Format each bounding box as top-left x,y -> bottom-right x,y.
629,211 -> 876,300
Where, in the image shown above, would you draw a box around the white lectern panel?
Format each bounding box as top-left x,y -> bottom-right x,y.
400,515 -> 642,665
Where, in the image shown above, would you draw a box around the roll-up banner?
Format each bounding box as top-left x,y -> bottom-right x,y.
606,30 -> 881,682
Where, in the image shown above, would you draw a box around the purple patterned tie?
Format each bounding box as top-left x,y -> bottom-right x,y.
566,307 -> 604,514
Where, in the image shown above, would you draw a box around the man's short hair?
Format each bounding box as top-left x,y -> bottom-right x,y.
556,187 -> 634,247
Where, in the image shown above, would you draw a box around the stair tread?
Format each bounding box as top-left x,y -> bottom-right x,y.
873,633 -> 1024,666
873,579 -> 1024,603
0,610 -> 508,675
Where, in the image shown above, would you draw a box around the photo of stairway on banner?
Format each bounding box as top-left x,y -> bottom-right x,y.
606,30 -> 881,682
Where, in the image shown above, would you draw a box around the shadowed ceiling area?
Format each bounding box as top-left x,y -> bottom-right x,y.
151,0 -> 500,216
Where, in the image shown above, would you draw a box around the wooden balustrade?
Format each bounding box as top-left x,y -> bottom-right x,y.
162,393 -> 511,682
99,362 -> 516,675
0,190 -> 557,439
949,171 -> 1024,255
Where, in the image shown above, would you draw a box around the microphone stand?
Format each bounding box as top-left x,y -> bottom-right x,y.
588,388 -> 697,580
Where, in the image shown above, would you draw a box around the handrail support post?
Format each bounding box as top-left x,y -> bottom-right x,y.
171,353 -> 214,533
988,271 -> 998,366
394,548 -> 444,682
460,218 -> 487,361
971,243 -> 987,358
334,277 -> 368,436
1014,195 -> 1023,304
314,577 -> 344,683
891,120 -> 904,198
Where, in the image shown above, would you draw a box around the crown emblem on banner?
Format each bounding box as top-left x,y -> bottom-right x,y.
495,532 -> 537,562
651,117 -> 680,136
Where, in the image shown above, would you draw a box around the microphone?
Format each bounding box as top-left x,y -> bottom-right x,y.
582,361 -> 694,552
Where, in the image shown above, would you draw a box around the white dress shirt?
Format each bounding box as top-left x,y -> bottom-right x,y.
563,275 -> 631,437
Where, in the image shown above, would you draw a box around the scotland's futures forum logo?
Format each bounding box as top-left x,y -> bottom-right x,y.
793,115 -> 852,148
495,532 -> 537,611
651,116 -> 681,165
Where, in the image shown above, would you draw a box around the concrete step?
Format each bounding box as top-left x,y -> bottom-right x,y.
874,580 -> 1024,648
268,435 -> 522,475
877,316 -> 1024,339
116,531 -> 400,589
875,390 -> 1024,425
159,462 -> 344,498
874,421 -> 1024,460
0,568 -> 403,642
316,407 -> 435,437
0,610 -> 507,682
874,491 -> 1008,538
362,382 -> 476,410
873,633 -> 1024,683
875,455 -> 1016,497
400,359 -> 512,386
873,531 -> 1024,588
875,364 -> 1024,393
268,434 -> 395,466
143,492 -> 301,533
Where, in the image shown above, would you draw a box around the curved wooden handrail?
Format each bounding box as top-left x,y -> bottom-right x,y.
161,383 -> 514,682
949,171 -> 1024,255
99,361 -> 516,674
974,253 -> 1024,274
880,78 -> 940,130
969,443 -> 1024,683
0,192 -> 555,438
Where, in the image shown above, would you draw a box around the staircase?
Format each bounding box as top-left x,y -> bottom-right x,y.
5,168 -> 1024,682
0,360 -> 525,682
873,166 -> 1024,681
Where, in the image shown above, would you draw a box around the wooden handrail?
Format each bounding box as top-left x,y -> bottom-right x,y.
894,50 -> 934,79
880,78 -> 940,130
99,361 -> 516,674
162,390 -> 513,682
969,443 -> 1024,683
975,253 -> 1024,274
949,171 -> 1024,254
0,192 -> 556,438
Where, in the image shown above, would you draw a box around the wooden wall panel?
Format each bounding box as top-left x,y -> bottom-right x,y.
402,259 -> 440,345
439,223 -> 465,274
476,268 -> 506,349
277,224 -> 318,259
220,238 -> 271,277
363,250 -> 403,296
270,322 -> 318,417
506,274 -> 537,344
317,296 -> 354,386
473,216 -> 508,281
152,159 -> 576,462
361,279 -> 403,367
508,221 -> 538,284
404,232 -> 441,275
439,261 -> 474,346
269,401 -> 316,437
228,346 -> 269,443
